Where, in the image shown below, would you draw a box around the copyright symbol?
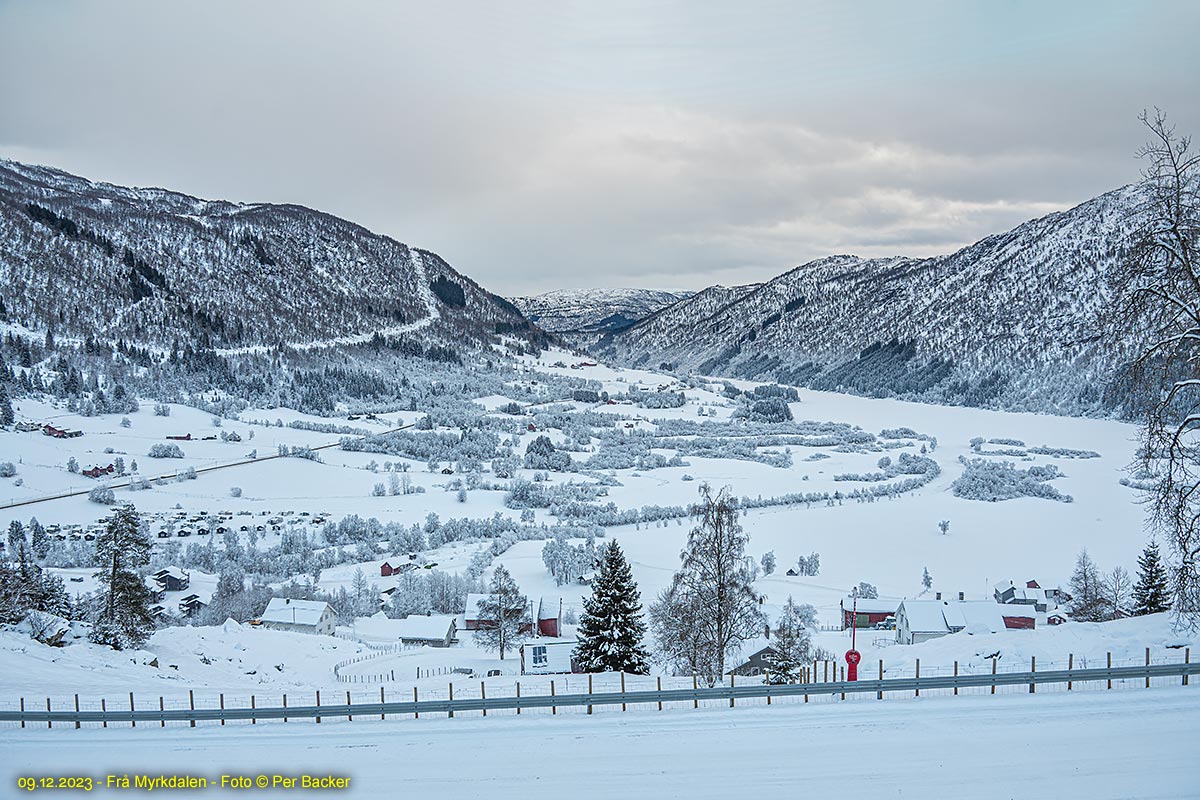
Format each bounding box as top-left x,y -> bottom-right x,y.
257,775 -> 269,788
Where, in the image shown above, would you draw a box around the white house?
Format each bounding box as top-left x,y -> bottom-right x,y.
259,598 -> 337,636
519,639 -> 578,675
895,599 -> 1009,645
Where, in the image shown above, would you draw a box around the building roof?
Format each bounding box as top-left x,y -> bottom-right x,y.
843,595 -> 900,615
155,566 -> 187,581
463,593 -> 490,619
261,598 -> 332,627
898,600 -> 951,633
395,614 -> 457,640
537,597 -> 561,621
901,600 -> 1009,635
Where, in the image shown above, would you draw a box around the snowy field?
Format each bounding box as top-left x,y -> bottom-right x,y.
2,687 -> 1196,799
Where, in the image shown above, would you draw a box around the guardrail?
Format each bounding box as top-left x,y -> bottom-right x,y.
2,659 -> 1195,729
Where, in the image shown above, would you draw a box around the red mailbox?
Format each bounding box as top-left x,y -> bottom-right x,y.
845,648 -> 861,681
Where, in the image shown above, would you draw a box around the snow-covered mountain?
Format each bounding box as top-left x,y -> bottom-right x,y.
595,186 -> 1145,414
512,288 -> 694,345
0,159 -> 539,353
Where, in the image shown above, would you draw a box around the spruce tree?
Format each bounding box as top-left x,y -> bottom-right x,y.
573,539 -> 650,674
763,596 -> 815,684
29,518 -> 48,560
472,565 -> 528,660
1133,540 -> 1172,616
90,504 -> 154,650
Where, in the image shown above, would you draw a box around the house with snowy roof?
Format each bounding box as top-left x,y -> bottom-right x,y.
462,592 -> 534,634
396,614 -> 457,647
895,599 -> 1012,644
259,598 -> 336,636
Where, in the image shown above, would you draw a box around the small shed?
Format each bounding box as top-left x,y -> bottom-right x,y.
520,640 -> 578,675
840,595 -> 900,629
380,561 -> 398,578
153,566 -> 190,592
536,597 -> 563,638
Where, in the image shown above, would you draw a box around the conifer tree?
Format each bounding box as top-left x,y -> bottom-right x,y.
1133,540 -> 1172,616
472,565 -> 528,660
763,596 -> 815,684
574,540 -> 650,674
29,518 -> 48,560
90,504 -> 154,650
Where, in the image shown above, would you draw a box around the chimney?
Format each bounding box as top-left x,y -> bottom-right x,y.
958,591 -> 965,601
935,592 -> 942,600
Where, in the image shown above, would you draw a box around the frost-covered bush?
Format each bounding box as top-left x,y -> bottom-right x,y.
952,458 -> 1073,503
175,466 -> 197,481
752,384 -> 799,402
120,417 -> 132,428
739,397 -> 793,423
1027,445 -> 1101,459
372,483 -> 386,497
229,486 -> 243,498
277,445 -> 321,461
989,437 -> 1025,447
794,552 -> 820,576
148,443 -> 185,458
153,403 -> 170,416
88,485 -> 115,504
0,462 -> 16,478
635,390 -> 686,409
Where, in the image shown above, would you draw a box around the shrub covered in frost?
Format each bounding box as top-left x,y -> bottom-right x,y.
148,443 -> 185,458
952,457 -> 1072,502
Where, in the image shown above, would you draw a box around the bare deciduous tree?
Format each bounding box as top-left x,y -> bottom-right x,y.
649,484 -> 764,680
1111,109 -> 1200,630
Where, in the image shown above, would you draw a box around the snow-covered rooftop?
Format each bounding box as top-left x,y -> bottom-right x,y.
260,598 -> 331,627
395,614 -> 457,640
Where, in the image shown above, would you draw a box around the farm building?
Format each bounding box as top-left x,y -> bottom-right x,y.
462,593 -> 533,634
259,598 -> 336,636
153,566 -> 190,592
82,464 -> 116,479
380,561 -> 399,577
519,640 -> 578,675
536,597 -> 563,637
895,600 -> 1018,645
993,579 -> 1071,614
840,595 -> 900,629
395,614 -> 457,647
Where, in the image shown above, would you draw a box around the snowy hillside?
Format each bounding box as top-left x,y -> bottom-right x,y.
596,186 -> 1146,414
511,288 -> 695,346
0,159 -> 540,353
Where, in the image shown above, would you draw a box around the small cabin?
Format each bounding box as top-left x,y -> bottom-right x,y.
520,640 -> 578,675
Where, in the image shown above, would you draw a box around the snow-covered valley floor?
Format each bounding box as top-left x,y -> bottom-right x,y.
2,686 -> 1196,799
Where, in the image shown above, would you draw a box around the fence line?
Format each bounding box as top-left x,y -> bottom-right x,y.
1,652 -> 1194,729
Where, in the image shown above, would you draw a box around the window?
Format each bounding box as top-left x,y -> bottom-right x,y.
532,646 -> 548,666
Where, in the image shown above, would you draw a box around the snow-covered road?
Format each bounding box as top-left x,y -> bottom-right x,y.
3,687 -> 1196,798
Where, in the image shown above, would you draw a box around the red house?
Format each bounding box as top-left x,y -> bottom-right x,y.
166,434 -> 192,441
380,561 -> 398,577
82,464 -> 116,479
536,597 -> 563,637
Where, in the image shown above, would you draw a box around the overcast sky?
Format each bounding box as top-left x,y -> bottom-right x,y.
2,2 -> 1198,296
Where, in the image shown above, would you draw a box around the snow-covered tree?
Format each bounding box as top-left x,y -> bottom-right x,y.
90,504 -> 154,650
1067,549 -> 1105,622
573,540 -> 650,674
938,519 -> 950,535
472,565 -> 528,660
1133,540 -> 1172,615
760,550 -> 776,576
857,581 -> 879,600
1102,566 -> 1133,619
649,484 -> 764,678
29,518 -> 48,560
922,567 -> 933,591
763,596 -> 816,684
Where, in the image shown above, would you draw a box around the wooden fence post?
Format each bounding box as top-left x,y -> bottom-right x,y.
824,661 -> 829,683
448,683 -> 454,718
1068,654 -> 1073,691
251,695 -> 256,725
101,698 -> 107,728
840,666 -> 845,701
953,662 -> 958,696
878,660 -> 883,700
282,693 -> 287,723
550,680 -> 556,715
160,696 -> 165,728
1107,653 -> 1112,690
347,691 -> 352,722
481,681 -> 487,717
411,686 -> 417,720
730,673 -> 735,708
315,690 -> 321,724
621,673 -> 627,712
657,677 -> 663,711
19,698 -> 24,729
915,659 -> 920,698
693,675 -> 699,709
766,673 -> 771,706
1185,648 -> 1191,687
588,674 -> 593,715
189,691 -> 195,728
75,694 -> 80,729
516,682 -> 521,715
1146,647 -> 1151,689
46,698 -> 52,730
1030,656 -> 1035,694
991,659 -> 996,695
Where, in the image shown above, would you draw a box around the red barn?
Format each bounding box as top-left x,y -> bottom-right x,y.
380,561 -> 397,577
166,434 -> 192,441
840,595 -> 900,629
537,597 -> 563,638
